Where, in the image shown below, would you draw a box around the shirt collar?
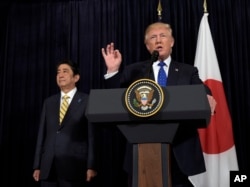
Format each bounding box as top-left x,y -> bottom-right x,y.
61,87 -> 77,99
153,56 -> 171,67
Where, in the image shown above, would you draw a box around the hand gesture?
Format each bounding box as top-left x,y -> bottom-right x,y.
101,42 -> 122,73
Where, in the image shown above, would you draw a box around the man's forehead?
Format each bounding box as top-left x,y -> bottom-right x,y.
57,65 -> 73,73
58,64 -> 70,69
148,27 -> 170,34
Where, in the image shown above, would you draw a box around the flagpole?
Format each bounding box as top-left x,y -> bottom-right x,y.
157,0 -> 162,21
203,0 -> 207,13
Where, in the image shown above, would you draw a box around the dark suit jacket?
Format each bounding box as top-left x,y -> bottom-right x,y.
105,59 -> 211,176
33,91 -> 97,180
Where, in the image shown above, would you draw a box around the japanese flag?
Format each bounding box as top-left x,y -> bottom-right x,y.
188,13 -> 239,187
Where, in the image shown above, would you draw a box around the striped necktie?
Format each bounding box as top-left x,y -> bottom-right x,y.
59,95 -> 70,124
157,61 -> 167,87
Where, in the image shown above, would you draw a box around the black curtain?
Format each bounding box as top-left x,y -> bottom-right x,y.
0,0 -> 249,187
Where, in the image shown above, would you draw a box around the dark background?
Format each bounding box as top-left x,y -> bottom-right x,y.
0,0 -> 249,186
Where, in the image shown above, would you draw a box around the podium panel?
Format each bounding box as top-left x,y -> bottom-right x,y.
86,85 -> 210,126
117,123 -> 178,144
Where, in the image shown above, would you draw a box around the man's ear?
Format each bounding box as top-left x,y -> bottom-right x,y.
74,74 -> 80,83
145,43 -> 151,52
171,38 -> 175,47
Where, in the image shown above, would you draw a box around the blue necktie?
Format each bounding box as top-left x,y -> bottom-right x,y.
157,61 -> 167,87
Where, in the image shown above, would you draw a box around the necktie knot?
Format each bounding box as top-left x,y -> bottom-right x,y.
158,61 -> 166,67
63,95 -> 70,100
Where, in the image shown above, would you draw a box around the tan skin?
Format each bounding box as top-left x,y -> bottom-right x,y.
33,63 -> 97,182
101,22 -> 216,115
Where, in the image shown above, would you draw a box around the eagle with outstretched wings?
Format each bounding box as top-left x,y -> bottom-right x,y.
135,88 -> 154,107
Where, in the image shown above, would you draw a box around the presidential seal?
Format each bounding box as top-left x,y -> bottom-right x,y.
124,79 -> 164,117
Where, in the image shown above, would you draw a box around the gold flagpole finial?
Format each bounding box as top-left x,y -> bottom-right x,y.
157,0 -> 162,21
203,0 -> 208,13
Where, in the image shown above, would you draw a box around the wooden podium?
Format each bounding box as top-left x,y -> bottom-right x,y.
86,85 -> 211,187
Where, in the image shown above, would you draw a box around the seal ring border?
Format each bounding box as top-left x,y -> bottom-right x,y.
124,78 -> 164,117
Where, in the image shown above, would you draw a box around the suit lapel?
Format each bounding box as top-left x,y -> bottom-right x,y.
142,60 -> 154,80
167,61 -> 180,86
60,91 -> 83,126
140,60 -> 180,86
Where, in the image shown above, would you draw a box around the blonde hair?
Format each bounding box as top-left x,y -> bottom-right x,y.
144,22 -> 173,43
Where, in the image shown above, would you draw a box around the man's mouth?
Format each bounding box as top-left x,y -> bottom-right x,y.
156,46 -> 163,50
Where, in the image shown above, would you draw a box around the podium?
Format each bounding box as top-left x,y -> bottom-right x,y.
86,84 -> 211,187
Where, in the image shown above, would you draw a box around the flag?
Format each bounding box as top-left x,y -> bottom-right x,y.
188,13 -> 239,187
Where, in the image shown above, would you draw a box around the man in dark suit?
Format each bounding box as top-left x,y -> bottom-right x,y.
101,22 -> 216,187
32,60 -> 98,187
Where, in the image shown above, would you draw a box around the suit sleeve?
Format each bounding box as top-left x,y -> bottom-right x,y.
87,121 -> 98,170
191,66 -> 212,95
33,101 -> 47,169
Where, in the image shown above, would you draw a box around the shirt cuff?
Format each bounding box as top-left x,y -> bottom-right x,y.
104,71 -> 118,79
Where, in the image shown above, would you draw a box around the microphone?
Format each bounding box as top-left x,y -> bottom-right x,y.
151,50 -> 159,62
148,50 -> 159,78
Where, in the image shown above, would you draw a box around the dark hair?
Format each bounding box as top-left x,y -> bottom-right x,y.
56,59 -> 80,76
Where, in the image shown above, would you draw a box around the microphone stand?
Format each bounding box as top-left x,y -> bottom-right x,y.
147,50 -> 159,79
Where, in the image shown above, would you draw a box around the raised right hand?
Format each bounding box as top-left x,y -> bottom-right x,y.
101,42 -> 122,73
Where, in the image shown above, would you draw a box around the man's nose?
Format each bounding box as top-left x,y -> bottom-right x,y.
155,36 -> 162,43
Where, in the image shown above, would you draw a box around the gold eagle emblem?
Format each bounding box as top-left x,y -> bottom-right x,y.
134,86 -> 156,110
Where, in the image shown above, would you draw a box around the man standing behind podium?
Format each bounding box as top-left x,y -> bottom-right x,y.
101,22 -> 216,187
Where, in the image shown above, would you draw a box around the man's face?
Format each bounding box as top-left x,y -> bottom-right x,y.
56,64 -> 79,90
145,25 -> 174,60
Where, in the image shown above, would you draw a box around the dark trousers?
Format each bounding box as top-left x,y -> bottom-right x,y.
171,150 -> 194,187
40,161 -> 87,187
41,180 -> 86,187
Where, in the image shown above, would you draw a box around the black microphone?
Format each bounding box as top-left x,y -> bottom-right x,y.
148,50 -> 159,78
151,50 -> 159,62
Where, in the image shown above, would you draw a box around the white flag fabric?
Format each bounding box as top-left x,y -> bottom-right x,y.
188,13 -> 239,187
